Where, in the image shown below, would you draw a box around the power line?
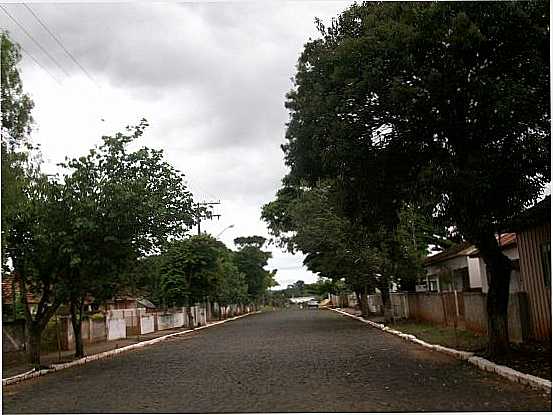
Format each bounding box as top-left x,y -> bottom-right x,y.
23,3 -> 99,88
13,40 -> 62,85
0,4 -> 69,78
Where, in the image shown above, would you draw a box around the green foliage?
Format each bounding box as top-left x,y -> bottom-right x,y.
268,1 -> 549,350
262,180 -> 385,295
284,1 -> 550,240
232,235 -> 275,302
121,254 -> 165,306
159,235 -> 227,306
1,30 -> 34,146
217,251 -> 249,307
1,31 -> 36,270
56,120 -> 196,306
233,236 -> 267,250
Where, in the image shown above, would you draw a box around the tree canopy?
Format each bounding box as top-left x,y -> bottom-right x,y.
265,1 -> 550,355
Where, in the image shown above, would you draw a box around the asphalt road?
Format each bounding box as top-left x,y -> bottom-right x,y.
2,309 -> 551,413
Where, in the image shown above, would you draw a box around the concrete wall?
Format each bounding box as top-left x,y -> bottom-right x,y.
61,317 -> 107,350
409,291 -> 529,343
2,320 -> 26,352
463,292 -> 488,334
140,315 -> 155,334
390,293 -> 409,319
107,318 -> 126,341
156,311 -> 185,331
407,292 -> 446,324
368,294 -> 382,314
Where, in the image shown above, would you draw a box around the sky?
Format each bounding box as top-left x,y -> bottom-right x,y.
1,0 -> 354,289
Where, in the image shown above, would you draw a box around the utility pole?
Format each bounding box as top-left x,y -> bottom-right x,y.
195,201 -> 221,235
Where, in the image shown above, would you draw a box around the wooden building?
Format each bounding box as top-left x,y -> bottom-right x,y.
513,196 -> 551,341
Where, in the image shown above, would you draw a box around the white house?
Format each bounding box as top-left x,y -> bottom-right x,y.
421,233 -> 520,293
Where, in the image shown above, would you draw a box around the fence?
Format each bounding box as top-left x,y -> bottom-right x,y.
4,301 -> 252,356
365,291 -> 529,343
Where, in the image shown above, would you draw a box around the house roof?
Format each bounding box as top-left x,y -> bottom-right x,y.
509,195 -> 551,232
2,274 -> 41,305
423,241 -> 474,266
468,233 -> 517,257
424,233 -> 518,265
137,297 -> 156,309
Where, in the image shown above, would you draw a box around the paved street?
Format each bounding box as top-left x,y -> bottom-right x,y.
2,309 -> 551,413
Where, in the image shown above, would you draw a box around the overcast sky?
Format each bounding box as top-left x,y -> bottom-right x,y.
1,1 -> 353,289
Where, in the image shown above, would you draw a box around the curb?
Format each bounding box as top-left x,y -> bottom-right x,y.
326,307 -> 551,393
3,310 -> 261,387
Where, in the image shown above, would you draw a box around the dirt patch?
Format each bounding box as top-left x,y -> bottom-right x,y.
477,342 -> 551,381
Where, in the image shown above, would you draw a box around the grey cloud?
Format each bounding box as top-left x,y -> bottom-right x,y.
2,1 -> 350,289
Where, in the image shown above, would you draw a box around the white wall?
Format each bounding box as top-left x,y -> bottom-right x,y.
140,315 -> 155,334
107,318 -> 126,341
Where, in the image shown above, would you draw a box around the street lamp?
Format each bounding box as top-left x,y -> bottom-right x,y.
215,224 -> 234,238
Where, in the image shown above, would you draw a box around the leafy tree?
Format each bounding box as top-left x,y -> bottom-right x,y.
263,180 -> 387,317
216,251 -> 249,311
160,235 -> 226,317
120,255 -> 165,306
1,31 -> 36,268
56,120 -> 195,357
0,32 -> 62,366
6,176 -> 68,366
279,1 -> 549,355
232,236 -> 275,303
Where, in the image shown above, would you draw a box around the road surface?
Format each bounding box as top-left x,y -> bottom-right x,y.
2,309 -> 551,413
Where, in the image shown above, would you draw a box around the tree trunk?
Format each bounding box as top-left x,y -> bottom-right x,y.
484,253 -> 512,357
186,306 -> 195,328
379,277 -> 392,323
357,288 -> 369,318
27,324 -> 43,369
70,297 -> 85,358
17,271 -> 61,368
476,233 -> 513,357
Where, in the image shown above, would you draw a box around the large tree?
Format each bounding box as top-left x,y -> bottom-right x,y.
57,120 -> 195,357
263,180 -> 386,317
6,175 -> 68,366
233,236 -> 276,303
159,235 -> 227,324
279,2 -> 550,355
1,31 -> 35,268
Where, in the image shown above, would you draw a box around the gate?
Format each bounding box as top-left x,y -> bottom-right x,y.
441,292 -> 465,325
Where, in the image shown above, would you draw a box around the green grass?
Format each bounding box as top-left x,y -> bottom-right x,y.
388,320 -> 487,352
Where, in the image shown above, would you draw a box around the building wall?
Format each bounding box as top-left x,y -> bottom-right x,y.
478,245 -> 521,294
517,223 -> 551,340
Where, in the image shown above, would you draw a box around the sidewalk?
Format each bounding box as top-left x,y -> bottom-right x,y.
2,323 -> 205,378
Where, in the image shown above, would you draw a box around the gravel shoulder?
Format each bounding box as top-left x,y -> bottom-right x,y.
2,309 -> 551,413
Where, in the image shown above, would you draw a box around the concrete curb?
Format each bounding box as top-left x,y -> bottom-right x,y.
326,307 -> 551,393
3,310 -> 262,387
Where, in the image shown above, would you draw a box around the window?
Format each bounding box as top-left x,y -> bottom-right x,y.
541,241 -> 551,287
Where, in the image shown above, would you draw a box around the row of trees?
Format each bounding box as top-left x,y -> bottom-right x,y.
127,235 -> 276,316
1,31 -> 275,367
262,2 -> 549,357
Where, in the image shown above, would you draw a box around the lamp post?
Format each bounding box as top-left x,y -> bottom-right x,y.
215,224 -> 234,238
